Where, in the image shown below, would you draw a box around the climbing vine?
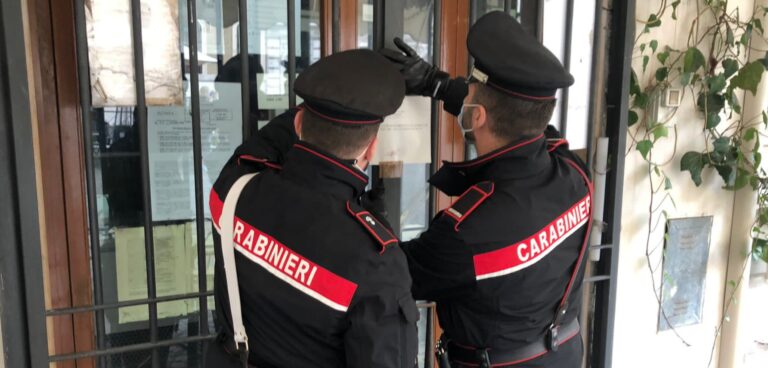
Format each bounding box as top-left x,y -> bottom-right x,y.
630,0 -> 768,362
630,0 -> 768,263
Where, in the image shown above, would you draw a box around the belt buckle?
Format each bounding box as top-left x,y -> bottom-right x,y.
546,324 -> 560,352
475,348 -> 491,368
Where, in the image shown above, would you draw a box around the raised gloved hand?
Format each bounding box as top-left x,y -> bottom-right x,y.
360,186 -> 388,219
379,37 -> 451,97
379,37 -> 468,116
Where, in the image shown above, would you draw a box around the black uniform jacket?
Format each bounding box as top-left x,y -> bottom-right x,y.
402,127 -> 592,366
209,110 -> 419,368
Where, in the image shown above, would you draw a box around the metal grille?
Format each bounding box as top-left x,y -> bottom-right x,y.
51,0 -> 439,366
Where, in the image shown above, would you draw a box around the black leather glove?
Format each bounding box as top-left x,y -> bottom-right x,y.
379,38 -> 468,116
360,186 -> 394,230
379,37 -> 452,97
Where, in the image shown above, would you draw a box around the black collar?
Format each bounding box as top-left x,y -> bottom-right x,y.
280,142 -> 369,199
429,134 -> 551,196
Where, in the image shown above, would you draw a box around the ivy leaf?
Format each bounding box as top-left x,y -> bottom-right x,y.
654,165 -> 661,176
657,51 -> 670,64
740,24 -> 753,47
763,111 -> 768,127
646,14 -> 662,30
683,47 -> 706,73
643,55 -> 650,73
698,92 -> 726,113
754,19 -> 764,35
760,52 -> 768,69
650,40 -> 659,53
755,151 -> 762,168
706,112 -> 721,129
726,27 -> 735,46
637,140 -> 654,160
640,43 -> 647,53
681,72 -> 693,86
745,127 -> 758,141
652,125 -> 669,141
634,92 -> 649,109
681,151 -> 705,186
655,67 -> 669,82
722,59 -> 739,79
734,168 -> 751,190
713,137 -> 731,154
730,61 -> 765,96
671,0 -> 681,20
630,69 -> 641,95
754,238 -> 768,263
665,177 -> 673,190
707,74 -> 727,92
628,110 -> 639,127
715,164 -> 735,188
729,91 -> 741,114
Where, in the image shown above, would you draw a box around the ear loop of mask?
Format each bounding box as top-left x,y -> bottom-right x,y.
296,105 -> 305,140
456,104 -> 481,135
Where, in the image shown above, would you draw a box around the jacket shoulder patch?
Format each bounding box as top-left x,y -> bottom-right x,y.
346,201 -> 398,253
444,181 -> 495,231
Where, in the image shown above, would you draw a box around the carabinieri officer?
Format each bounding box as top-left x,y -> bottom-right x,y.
380,11 -> 593,368
206,49 -> 419,368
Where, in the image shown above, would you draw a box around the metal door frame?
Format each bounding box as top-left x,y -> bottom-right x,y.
0,0 -> 635,366
0,0 -> 49,366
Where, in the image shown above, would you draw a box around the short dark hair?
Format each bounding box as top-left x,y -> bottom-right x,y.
472,83 -> 556,141
300,109 -> 380,159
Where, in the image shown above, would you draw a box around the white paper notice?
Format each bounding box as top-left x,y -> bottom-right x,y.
116,223 -> 198,323
148,82 -> 242,222
373,96 -> 432,164
256,73 -> 303,110
86,0 -> 182,106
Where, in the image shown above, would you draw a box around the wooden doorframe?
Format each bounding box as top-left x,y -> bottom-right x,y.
26,0 -> 96,365
25,0 -> 470,365
337,0 -> 358,51
434,0 -> 469,212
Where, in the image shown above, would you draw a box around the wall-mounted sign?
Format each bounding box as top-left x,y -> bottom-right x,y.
659,216 -> 713,331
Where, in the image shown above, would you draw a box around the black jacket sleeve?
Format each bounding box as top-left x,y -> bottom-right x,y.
211,110 -> 299,200
344,251 -> 419,368
400,214 -> 477,301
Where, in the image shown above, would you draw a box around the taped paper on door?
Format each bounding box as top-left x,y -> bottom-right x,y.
372,96 -> 432,164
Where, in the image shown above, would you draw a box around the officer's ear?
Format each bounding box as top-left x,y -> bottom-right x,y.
294,109 -> 304,139
357,135 -> 379,170
472,104 -> 489,130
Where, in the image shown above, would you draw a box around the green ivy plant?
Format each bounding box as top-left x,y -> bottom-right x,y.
629,0 -> 768,264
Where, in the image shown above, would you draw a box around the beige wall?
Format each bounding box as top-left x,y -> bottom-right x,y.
612,1 -> 762,367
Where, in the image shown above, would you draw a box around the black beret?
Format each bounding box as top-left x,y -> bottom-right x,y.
295,49 -> 405,124
467,11 -> 574,100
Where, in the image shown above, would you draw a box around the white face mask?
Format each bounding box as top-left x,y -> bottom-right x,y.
456,103 -> 481,139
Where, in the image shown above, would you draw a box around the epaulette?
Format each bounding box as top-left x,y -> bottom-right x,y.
345,200 -> 398,253
443,181 -> 495,231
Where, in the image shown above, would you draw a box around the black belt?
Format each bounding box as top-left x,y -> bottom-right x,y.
446,319 -> 580,367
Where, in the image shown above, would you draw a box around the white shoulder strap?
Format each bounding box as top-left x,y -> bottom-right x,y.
219,172 -> 258,353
